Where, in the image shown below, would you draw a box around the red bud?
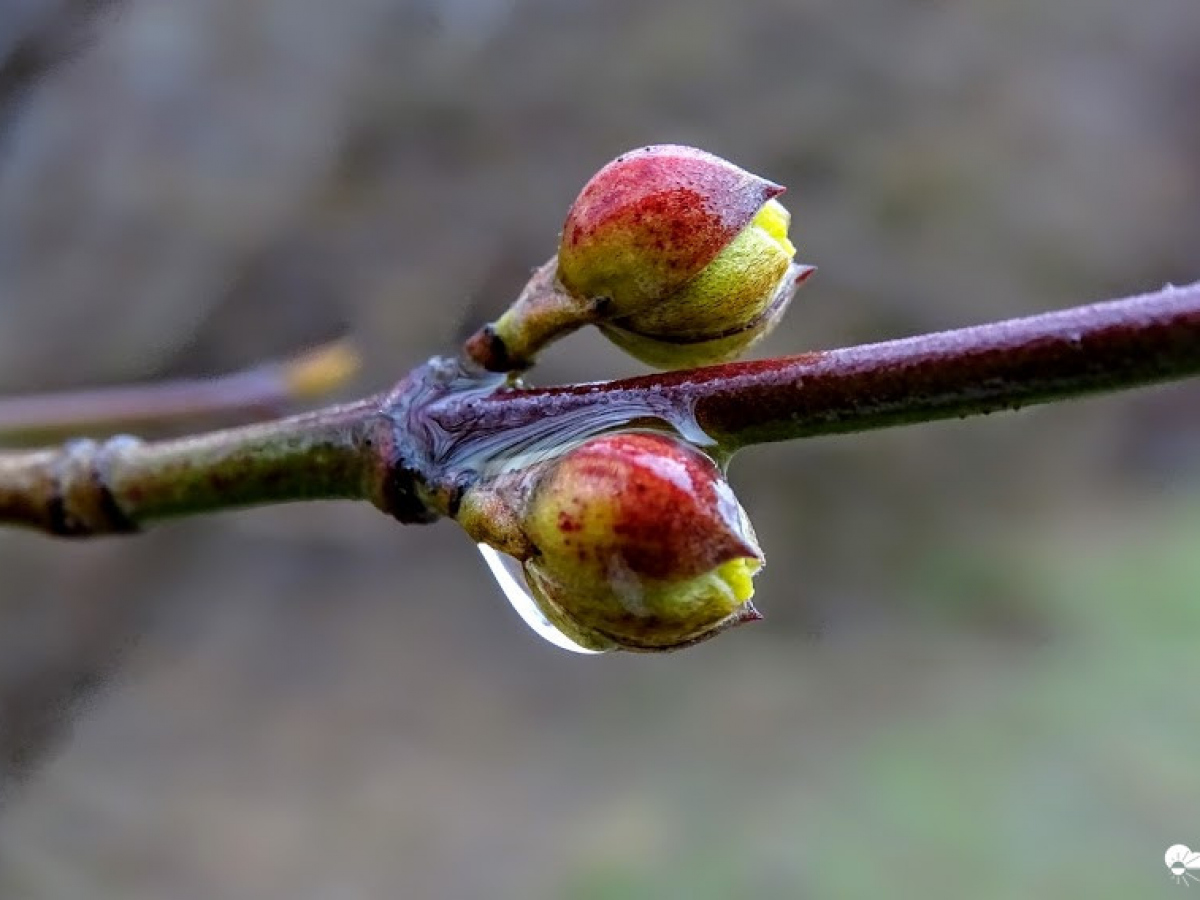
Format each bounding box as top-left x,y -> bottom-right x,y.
558,145 -> 784,313
521,431 -> 763,651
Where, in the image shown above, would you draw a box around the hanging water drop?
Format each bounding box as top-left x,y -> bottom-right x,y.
477,544 -> 607,654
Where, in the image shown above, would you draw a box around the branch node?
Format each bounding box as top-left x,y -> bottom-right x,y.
48,436 -> 142,536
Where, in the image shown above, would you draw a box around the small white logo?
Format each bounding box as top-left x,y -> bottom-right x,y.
1166,845 -> 1200,886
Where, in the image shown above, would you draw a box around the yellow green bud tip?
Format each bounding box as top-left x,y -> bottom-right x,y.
719,556 -> 760,603
752,197 -> 796,258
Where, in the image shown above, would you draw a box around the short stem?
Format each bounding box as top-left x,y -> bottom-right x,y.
0,397 -> 390,536
461,258 -> 599,372
442,281 -> 1200,449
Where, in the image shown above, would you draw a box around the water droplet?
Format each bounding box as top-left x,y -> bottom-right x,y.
477,544 -> 606,654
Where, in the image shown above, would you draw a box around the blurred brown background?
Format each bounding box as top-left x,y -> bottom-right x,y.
1,0 -> 1199,897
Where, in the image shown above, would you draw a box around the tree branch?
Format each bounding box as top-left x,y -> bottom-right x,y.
2,281 -> 1198,538
0,398 -> 390,535
442,280 -> 1200,450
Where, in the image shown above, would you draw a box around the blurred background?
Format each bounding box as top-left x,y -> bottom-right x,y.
1,0 -> 1199,896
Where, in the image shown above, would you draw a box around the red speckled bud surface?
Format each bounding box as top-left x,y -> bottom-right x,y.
558,145 -> 784,312
521,431 -> 763,651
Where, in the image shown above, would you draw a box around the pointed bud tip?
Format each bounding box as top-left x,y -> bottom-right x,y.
793,264 -> 817,285
762,181 -> 786,202
736,603 -> 764,624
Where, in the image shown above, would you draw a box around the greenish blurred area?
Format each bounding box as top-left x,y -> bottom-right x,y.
1,0 -> 1199,897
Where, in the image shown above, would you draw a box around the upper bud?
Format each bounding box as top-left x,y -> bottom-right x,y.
558,145 -> 783,308
516,431 -> 763,651
464,144 -> 812,373
556,145 -> 810,369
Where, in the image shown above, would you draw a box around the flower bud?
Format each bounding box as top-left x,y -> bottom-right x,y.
557,144 -> 812,369
519,431 -> 763,651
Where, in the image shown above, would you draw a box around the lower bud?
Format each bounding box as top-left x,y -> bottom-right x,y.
511,431 -> 765,651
